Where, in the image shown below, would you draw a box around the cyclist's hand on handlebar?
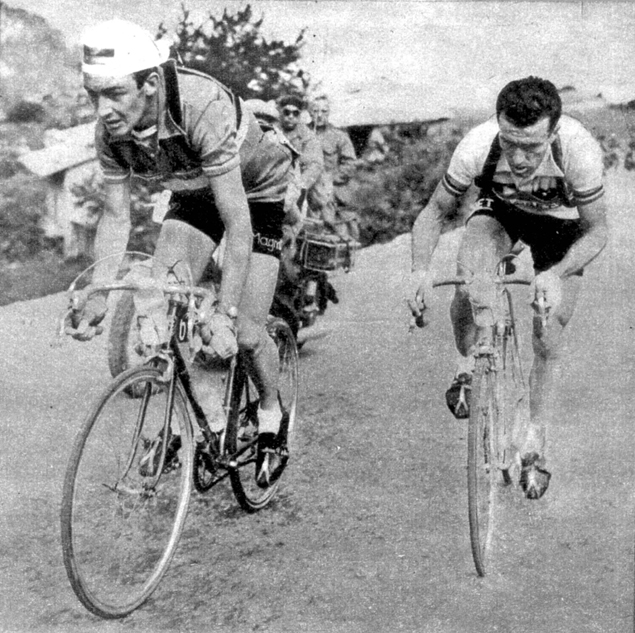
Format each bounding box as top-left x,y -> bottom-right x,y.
533,270 -> 562,323
200,310 -> 238,359
64,294 -> 108,341
408,271 -> 434,329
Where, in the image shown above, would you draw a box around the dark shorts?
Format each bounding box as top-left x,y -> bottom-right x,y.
469,195 -> 584,274
164,189 -> 285,259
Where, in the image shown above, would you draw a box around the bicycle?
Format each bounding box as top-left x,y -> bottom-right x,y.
59,265 -> 299,618
421,256 -> 544,577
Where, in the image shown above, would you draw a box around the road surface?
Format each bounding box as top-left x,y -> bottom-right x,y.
0,169 -> 632,632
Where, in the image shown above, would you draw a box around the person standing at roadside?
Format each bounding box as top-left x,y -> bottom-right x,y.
308,94 -> 360,242
276,94 -> 333,317
278,94 -> 324,216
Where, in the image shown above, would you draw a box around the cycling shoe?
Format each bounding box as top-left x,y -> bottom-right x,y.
445,373 -> 472,419
255,412 -> 290,488
519,452 -> 551,499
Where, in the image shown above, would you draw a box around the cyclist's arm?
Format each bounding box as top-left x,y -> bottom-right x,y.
550,197 -> 608,278
208,167 -> 252,315
92,179 -> 132,284
411,181 -> 461,273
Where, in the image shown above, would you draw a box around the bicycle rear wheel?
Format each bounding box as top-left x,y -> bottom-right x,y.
227,318 -> 299,511
467,356 -> 497,577
61,366 -> 193,618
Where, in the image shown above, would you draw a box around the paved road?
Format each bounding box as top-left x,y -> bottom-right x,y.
0,169 -> 632,632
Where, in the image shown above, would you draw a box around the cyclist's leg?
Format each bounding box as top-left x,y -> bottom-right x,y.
451,212 -> 514,357
516,215 -> 584,498
445,211 -> 513,418
151,188 -> 224,295
525,274 -> 582,459
151,198 -> 226,431
152,218 -> 217,281
237,200 -> 285,433
236,252 -> 281,418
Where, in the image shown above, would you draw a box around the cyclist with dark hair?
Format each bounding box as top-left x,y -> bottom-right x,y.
410,76 -> 608,499
277,94 -> 324,209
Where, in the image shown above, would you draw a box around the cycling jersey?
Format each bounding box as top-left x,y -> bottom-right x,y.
95,62 -> 292,202
442,115 -> 604,217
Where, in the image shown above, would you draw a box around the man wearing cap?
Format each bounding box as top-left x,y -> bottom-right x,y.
276,94 -> 334,317
67,19 -> 293,487
277,94 -> 324,207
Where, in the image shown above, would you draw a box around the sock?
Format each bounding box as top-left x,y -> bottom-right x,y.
455,353 -> 475,377
257,402 -> 282,435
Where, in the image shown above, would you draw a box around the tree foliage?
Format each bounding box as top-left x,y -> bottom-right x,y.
160,4 -> 309,100
351,123 -> 465,245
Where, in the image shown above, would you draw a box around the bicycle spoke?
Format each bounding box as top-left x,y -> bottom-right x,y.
227,319 -> 299,511
61,368 -> 193,618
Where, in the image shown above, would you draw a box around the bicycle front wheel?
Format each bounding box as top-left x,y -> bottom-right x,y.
227,318 -> 299,511
498,292 -> 526,481
108,290 -> 144,378
467,356 -> 497,577
61,366 -> 194,618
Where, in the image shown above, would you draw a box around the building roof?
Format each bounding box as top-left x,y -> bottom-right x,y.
19,123 -> 95,177
316,78 -> 454,128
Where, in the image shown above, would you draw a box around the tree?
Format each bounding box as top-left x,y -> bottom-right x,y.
160,4 -> 309,101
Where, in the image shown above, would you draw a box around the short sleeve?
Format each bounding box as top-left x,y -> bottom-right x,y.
562,125 -> 604,206
442,124 -> 494,197
187,98 -> 240,178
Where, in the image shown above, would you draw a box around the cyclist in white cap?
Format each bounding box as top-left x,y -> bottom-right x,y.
67,19 -> 294,487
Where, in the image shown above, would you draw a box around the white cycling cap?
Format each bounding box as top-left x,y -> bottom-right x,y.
81,19 -> 170,77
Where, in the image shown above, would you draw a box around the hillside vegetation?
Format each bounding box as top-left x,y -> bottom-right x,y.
1,4 -> 634,305
0,5 -> 80,116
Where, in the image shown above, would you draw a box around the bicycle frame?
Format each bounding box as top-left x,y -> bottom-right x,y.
431,258 -> 538,576
66,278 -> 245,471
61,266 -> 300,618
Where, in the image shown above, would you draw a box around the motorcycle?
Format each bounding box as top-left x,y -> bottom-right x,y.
270,218 -> 358,348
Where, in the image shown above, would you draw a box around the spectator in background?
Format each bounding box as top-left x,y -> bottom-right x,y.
277,94 -> 324,218
308,94 -> 360,242
362,126 -> 390,166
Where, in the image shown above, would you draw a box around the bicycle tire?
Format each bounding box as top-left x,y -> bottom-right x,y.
107,290 -> 140,378
61,366 -> 194,618
226,318 -> 299,512
270,294 -> 300,340
467,355 -> 497,577
498,290 -> 526,484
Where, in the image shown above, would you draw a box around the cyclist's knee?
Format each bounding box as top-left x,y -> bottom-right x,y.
236,317 -> 267,354
459,215 -> 512,274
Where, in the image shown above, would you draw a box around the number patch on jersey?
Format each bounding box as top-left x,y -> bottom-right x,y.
176,314 -> 188,343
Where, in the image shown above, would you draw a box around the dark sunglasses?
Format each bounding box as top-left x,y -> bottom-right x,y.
282,108 -> 301,117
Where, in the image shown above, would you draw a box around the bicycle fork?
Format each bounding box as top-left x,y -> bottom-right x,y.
473,322 -> 516,485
